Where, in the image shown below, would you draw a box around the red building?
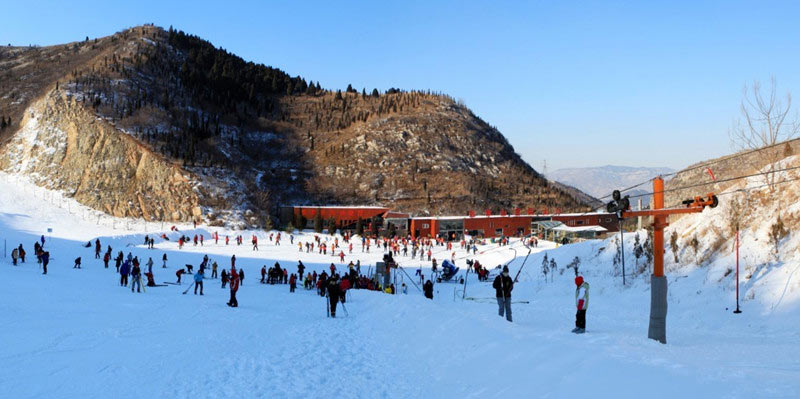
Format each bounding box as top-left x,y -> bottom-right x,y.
281,205 -> 616,239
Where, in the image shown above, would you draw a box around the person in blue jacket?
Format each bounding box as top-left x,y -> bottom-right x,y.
194,268 -> 205,295
41,251 -> 50,274
120,260 -> 130,287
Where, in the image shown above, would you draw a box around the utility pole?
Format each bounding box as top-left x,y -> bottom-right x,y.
608,177 -> 718,344
734,229 -> 742,314
637,199 -> 643,231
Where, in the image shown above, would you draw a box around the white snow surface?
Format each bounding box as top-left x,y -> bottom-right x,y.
0,174 -> 799,398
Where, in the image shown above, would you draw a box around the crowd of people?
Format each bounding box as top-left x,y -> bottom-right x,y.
7,228 -> 590,331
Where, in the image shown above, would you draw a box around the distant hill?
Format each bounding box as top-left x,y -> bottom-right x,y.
0,25 -> 594,226
548,165 -> 675,206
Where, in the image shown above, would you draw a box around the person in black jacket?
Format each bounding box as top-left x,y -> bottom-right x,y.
327,275 -> 342,318
423,280 -> 434,299
492,265 -> 513,322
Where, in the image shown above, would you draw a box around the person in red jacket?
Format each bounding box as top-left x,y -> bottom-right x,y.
227,267 -> 239,307
573,276 -> 590,334
260,265 -> 267,284
289,273 -> 297,293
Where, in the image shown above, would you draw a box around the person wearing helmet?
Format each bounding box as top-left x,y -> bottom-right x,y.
573,276 -> 589,333
493,265 -> 514,322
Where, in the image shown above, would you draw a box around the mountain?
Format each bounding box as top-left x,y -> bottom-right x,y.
0,25 -> 593,227
548,165 -> 675,206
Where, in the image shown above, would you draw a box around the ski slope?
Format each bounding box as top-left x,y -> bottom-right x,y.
0,174 -> 798,398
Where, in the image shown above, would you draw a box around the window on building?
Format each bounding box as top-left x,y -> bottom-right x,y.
577,220 -> 584,225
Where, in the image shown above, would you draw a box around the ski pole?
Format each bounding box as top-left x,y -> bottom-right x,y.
182,282 -> 195,295
340,301 -> 349,317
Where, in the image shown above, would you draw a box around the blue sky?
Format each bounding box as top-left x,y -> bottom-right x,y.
4,1 -> 799,171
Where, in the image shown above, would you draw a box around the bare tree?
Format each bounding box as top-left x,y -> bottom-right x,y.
729,77 -> 799,192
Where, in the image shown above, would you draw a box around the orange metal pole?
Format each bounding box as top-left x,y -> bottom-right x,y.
649,176 -> 668,343
653,177 -> 665,277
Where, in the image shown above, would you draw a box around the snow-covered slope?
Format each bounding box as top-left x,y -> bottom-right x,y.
0,171 -> 798,398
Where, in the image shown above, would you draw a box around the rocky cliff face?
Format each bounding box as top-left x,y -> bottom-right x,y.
0,90 -> 202,221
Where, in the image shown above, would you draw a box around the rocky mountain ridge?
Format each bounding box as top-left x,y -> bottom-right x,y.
0,25 -> 594,226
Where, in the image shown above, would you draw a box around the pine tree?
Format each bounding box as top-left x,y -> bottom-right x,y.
313,210 -> 323,233
335,90 -> 343,100
371,88 -> 379,97
356,217 -> 364,236
264,216 -> 274,231
541,253 -> 549,282
297,214 -> 308,230
327,217 -> 337,233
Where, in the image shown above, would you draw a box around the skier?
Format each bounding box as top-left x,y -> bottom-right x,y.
131,262 -> 142,293
401,283 -> 408,295
221,268 -> 229,288
493,265 -> 513,322
231,254 -> 236,268
423,279 -> 434,299
573,276 -> 589,334
95,239 -> 101,259
261,266 -> 267,284
18,244 -> 25,262
327,274 -> 342,317
239,268 -> 245,285
227,267 -> 239,307
252,235 -> 258,251
103,251 -> 110,268
146,257 -> 154,274
297,261 -> 305,279
11,247 -> 18,266
73,257 -> 82,269
211,261 -> 218,279
162,253 -> 167,268
41,251 -> 50,275
289,273 -> 297,293
194,268 -> 205,295
176,269 -> 185,285
115,252 -> 123,272
120,260 -> 130,287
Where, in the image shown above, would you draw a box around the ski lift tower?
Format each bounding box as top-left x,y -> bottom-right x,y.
607,177 -> 718,344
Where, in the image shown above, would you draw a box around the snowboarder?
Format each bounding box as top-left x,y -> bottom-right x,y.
573,276 -> 589,334
73,257 -> 82,269
493,265 -> 513,322
194,268 -> 204,295
227,267 -> 239,307
423,280 -> 434,299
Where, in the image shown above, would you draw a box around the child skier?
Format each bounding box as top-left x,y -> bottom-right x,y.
573,276 -> 589,334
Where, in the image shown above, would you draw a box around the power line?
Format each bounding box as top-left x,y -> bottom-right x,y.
625,165 -> 800,200
661,138 -> 799,180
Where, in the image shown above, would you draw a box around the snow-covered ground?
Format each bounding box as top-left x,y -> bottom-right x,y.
1,173 -> 799,398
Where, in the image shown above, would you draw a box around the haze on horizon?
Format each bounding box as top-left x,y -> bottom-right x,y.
4,0 -> 798,172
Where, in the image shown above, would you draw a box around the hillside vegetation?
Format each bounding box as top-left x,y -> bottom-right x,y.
0,25 -> 591,226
